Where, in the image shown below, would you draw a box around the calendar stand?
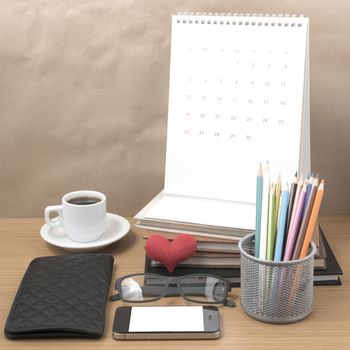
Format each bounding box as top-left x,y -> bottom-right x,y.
135,13 -> 310,238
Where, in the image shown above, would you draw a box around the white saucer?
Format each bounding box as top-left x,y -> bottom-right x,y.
40,213 -> 130,252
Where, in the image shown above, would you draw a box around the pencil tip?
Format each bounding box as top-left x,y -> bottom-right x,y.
319,180 -> 325,190
257,163 -> 262,175
264,162 -> 270,173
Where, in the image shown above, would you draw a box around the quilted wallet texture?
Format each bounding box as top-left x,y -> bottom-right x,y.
4,254 -> 114,339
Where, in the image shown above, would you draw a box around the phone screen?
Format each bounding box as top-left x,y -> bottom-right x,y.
129,306 -> 204,332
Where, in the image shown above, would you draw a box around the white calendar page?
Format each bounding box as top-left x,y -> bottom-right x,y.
164,15 -> 310,204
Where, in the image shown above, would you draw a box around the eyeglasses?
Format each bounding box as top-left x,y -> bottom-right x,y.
110,273 -> 235,307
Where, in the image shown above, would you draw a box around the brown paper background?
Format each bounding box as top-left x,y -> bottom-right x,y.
0,0 -> 349,217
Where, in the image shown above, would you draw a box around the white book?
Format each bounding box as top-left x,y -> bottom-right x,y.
136,13 -> 310,232
151,256 -> 241,268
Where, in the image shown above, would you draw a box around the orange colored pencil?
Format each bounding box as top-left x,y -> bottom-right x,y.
299,180 -> 324,259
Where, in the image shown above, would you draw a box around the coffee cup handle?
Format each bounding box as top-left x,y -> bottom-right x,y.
45,205 -> 63,227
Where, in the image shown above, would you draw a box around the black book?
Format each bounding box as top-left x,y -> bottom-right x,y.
313,227 -> 343,285
144,227 -> 342,287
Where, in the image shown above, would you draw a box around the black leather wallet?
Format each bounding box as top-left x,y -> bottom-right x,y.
4,254 -> 114,339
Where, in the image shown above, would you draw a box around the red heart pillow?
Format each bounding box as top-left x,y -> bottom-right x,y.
145,234 -> 197,272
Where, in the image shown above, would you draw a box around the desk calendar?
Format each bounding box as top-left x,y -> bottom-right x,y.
136,13 -> 310,231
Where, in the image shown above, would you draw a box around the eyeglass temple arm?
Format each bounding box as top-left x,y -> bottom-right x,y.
110,293 -> 121,301
224,297 -> 236,307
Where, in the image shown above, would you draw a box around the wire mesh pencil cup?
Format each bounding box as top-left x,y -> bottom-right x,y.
238,233 -> 316,324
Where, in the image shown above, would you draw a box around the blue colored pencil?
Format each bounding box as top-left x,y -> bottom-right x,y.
255,164 -> 263,257
259,162 -> 270,259
274,184 -> 290,261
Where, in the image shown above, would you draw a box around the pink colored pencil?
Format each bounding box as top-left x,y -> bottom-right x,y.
283,181 -> 307,261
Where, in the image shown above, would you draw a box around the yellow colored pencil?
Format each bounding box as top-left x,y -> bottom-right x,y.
274,173 -> 281,232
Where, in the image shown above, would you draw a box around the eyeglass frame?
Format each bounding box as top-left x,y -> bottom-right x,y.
110,273 -> 235,307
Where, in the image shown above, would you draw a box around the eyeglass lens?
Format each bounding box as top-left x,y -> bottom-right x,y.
120,275 -> 167,301
179,275 -> 227,303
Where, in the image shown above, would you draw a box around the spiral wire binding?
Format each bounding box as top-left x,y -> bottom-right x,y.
176,12 -> 306,27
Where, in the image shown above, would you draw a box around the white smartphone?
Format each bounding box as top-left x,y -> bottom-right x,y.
112,305 -> 221,340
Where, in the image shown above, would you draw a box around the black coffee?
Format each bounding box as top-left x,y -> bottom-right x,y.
67,196 -> 101,205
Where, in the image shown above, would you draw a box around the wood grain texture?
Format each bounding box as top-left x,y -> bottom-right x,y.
0,216 -> 349,349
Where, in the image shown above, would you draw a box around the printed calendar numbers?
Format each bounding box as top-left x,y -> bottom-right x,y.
183,129 -> 191,136
165,14 -> 309,205
173,22 -> 301,149
176,44 -> 293,143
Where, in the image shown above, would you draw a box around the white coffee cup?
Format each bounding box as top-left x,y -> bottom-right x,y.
45,190 -> 107,243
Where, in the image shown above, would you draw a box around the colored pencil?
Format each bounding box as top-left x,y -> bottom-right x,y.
283,172 -> 298,254
259,162 -> 270,260
266,185 -> 277,260
274,184 -> 290,261
299,180 -> 325,259
283,176 -> 303,256
289,176 -> 304,227
283,180 -> 307,261
302,174 -> 314,216
274,173 -> 281,231
292,178 -> 319,260
255,164 -> 263,257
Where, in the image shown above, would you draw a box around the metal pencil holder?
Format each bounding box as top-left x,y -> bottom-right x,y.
238,233 -> 316,324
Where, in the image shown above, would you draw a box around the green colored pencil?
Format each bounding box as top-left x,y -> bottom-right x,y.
266,185 -> 277,260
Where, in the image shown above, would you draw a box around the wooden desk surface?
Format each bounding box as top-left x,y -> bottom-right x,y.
0,216 -> 349,349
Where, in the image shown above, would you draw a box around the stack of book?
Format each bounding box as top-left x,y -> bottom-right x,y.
144,227 -> 342,286
135,191 -> 254,241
